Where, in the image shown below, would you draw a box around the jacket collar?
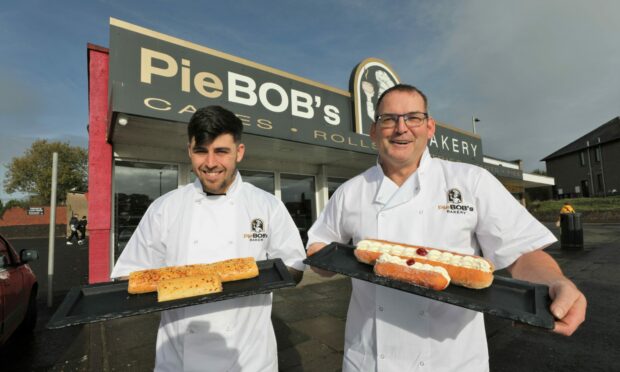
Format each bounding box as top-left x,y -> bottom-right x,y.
373,148 -> 431,209
192,171 -> 242,201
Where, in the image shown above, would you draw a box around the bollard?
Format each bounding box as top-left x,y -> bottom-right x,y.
560,213 -> 584,250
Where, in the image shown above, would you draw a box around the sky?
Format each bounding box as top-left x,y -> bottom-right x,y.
1,0 -> 619,202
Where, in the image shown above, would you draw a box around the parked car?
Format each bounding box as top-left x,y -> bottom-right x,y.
0,234 -> 39,346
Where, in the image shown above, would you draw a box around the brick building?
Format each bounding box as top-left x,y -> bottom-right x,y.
0,206 -> 67,238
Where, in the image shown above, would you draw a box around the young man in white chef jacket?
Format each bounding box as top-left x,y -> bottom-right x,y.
111,105 -> 306,372
307,84 -> 586,371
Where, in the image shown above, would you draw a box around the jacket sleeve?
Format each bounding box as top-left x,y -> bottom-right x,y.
473,169 -> 557,270
306,186 -> 351,248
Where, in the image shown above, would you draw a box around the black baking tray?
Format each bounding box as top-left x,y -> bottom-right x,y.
47,258 -> 294,329
304,243 -> 555,329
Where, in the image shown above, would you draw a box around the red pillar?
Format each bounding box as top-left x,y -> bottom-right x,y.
86,44 -> 112,283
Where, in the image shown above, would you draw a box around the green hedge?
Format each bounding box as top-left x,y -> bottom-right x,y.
527,196 -> 620,222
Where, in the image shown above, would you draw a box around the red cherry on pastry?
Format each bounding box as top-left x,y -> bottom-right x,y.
406,259 -> 415,266
416,248 -> 428,256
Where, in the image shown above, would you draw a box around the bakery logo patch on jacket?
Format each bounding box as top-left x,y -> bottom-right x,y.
438,188 -> 474,215
244,218 -> 268,241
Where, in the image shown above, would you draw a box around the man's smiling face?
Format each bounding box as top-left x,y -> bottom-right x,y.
188,133 -> 245,194
370,90 -> 435,178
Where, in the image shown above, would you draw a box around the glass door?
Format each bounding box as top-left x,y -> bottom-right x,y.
114,161 -> 178,260
280,174 -> 316,244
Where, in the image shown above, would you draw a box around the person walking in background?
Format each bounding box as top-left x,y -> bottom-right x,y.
66,214 -> 80,245
556,202 -> 576,227
77,216 -> 88,245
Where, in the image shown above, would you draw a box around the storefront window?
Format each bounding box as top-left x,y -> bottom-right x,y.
281,174 -> 315,244
240,170 -> 275,194
114,161 -> 178,260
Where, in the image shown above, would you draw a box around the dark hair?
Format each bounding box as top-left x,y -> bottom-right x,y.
188,106 -> 243,145
375,84 -> 429,117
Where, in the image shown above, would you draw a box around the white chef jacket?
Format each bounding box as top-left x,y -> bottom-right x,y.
112,173 -> 306,372
307,149 -> 556,372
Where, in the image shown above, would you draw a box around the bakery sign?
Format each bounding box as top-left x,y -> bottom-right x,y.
350,58 -> 400,136
109,18 -> 482,164
109,18 -> 374,154
429,123 -> 483,165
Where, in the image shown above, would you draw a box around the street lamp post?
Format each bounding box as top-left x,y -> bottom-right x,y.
472,117 -> 480,134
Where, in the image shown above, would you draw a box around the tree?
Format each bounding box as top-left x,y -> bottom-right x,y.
3,140 -> 88,204
531,169 -> 547,176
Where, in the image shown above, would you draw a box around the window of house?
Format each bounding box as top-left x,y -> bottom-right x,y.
579,151 -> 585,166
595,147 -> 601,162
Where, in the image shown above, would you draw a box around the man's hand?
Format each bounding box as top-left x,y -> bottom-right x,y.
306,243 -> 336,277
508,249 -> 586,336
548,279 -> 587,336
306,243 -> 326,257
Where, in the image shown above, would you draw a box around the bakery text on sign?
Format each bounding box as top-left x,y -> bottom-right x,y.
429,134 -> 479,158
140,48 -> 341,125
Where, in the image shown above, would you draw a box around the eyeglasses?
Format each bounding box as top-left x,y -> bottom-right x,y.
375,112 -> 429,129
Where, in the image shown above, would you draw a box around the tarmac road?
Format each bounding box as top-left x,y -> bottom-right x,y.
1,224 -> 619,371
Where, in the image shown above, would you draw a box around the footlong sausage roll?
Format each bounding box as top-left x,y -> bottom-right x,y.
157,273 -> 223,302
355,239 -> 494,289
374,253 -> 450,291
206,257 -> 260,282
128,257 -> 259,294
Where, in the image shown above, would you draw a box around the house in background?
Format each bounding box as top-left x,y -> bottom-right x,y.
543,117 -> 620,198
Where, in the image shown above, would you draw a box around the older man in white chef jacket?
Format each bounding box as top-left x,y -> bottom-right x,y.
307,84 -> 586,372
112,105 -> 306,372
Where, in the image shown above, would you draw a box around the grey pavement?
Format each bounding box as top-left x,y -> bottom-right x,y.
2,223 -> 619,371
